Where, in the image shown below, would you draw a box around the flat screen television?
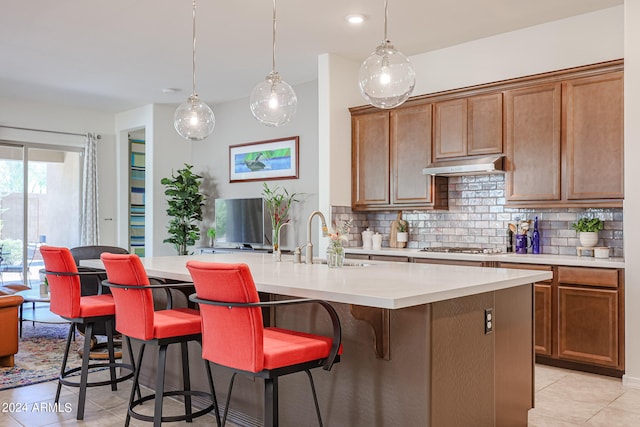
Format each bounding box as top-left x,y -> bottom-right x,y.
214,197 -> 272,250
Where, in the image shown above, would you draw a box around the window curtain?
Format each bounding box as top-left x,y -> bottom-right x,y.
81,133 -> 99,245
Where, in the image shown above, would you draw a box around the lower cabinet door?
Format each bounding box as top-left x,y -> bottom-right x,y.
558,286 -> 618,367
535,284 -> 552,356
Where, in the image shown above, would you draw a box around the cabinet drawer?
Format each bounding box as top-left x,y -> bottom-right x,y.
415,258 -> 483,267
557,266 -> 618,288
345,253 -> 370,260
371,255 -> 409,262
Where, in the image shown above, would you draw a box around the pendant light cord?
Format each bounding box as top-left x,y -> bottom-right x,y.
271,0 -> 277,73
191,0 -> 197,95
383,0 -> 388,42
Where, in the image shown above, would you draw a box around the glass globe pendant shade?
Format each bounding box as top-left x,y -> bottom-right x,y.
359,41 -> 416,109
173,94 -> 215,141
250,71 -> 297,127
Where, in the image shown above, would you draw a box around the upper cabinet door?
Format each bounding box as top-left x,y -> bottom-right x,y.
505,83 -> 562,202
434,98 -> 467,159
468,93 -> 503,156
565,72 -> 624,200
351,111 -> 390,208
391,104 -> 433,205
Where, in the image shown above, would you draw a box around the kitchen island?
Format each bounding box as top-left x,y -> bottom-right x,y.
82,252 -> 552,427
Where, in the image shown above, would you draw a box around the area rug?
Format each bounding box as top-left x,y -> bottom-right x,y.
0,323 -> 84,390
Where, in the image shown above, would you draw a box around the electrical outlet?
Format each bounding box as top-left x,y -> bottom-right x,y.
484,308 -> 493,334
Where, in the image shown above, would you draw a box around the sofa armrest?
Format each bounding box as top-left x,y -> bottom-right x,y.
0,295 -> 24,309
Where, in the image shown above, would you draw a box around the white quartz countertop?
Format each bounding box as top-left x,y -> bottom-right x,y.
344,247 -> 625,269
81,252 -> 552,310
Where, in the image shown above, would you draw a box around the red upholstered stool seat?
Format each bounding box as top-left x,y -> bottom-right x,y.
187,261 -> 342,427
101,253 -> 220,427
40,245 -> 136,421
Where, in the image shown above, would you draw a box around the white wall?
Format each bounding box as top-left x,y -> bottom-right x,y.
317,53 -> 363,253
410,6 -> 623,96
190,80 -> 320,252
0,96 -> 117,245
623,0 -> 640,388
115,104 -> 194,256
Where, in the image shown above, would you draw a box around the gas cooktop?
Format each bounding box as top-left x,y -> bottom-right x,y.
419,246 -> 503,254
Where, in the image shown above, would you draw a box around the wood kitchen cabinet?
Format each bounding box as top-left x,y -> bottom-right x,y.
351,103 -> 447,211
498,263 -> 553,356
557,266 -> 623,370
565,72 -> 624,200
504,83 -> 562,202
499,262 -> 625,377
504,65 -> 623,207
433,92 -> 503,160
351,110 -> 390,207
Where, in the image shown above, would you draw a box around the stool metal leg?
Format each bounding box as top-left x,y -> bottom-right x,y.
305,370 -> 323,427
105,319 -> 117,391
180,341 -> 193,422
204,360 -> 221,427
76,322 -> 94,420
55,323 -> 75,404
264,377 -> 278,427
154,344 -> 168,427
126,343 -> 146,427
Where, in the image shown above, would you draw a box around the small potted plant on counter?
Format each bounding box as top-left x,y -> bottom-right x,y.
206,227 -> 216,247
396,221 -> 409,245
571,217 -> 604,247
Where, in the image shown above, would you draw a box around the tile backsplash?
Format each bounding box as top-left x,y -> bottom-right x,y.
333,174 -> 624,258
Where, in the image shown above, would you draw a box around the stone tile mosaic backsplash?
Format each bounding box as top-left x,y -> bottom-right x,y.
332,174 -> 624,258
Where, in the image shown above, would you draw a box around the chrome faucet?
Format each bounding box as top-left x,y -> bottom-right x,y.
306,211 -> 328,264
274,222 -> 292,262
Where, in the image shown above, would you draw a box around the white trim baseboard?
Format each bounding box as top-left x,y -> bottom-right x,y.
622,374 -> 640,389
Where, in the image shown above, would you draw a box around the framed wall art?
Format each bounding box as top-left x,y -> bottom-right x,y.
229,136 -> 299,182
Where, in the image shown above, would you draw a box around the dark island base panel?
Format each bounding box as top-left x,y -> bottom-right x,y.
129,285 -> 534,427
536,355 -> 624,378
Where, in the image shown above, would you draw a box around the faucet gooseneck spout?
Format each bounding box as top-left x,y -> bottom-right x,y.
306,211 -> 328,264
274,221 -> 291,262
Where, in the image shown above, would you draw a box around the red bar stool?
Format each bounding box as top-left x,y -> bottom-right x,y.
186,261 -> 342,427
40,245 -> 136,420
100,253 -> 220,427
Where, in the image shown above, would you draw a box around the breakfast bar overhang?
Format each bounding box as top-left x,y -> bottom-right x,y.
82,253 -> 552,427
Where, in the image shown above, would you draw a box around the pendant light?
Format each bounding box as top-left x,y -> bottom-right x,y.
359,0 -> 415,109
174,0 -> 215,141
250,0 -> 297,127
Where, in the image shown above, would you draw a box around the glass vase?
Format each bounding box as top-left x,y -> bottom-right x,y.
272,226 -> 280,257
326,245 -> 344,268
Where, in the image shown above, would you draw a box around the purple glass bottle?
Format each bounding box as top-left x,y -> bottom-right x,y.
532,216 -> 541,254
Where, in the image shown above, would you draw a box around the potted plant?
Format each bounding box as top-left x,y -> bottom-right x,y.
571,217 -> 604,247
206,227 -> 216,247
262,182 -> 300,253
161,164 -> 205,255
396,221 -> 409,244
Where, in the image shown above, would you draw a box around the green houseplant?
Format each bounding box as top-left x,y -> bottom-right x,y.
571,217 -> 604,248
161,164 -> 205,255
262,182 -> 300,252
206,227 -> 216,247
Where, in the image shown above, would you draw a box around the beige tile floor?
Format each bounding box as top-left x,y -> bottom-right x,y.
1,364 -> 639,426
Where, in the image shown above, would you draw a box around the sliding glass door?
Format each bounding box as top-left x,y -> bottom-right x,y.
0,142 -> 82,288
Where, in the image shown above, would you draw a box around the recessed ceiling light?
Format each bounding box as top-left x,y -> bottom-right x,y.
346,14 -> 366,25
162,88 -> 182,94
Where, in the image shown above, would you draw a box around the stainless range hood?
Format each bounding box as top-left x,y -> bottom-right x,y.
422,155 -> 505,176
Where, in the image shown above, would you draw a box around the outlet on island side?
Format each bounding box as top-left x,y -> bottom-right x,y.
485,308 -> 493,334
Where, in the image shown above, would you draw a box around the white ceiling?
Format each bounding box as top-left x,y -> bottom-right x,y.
0,0 -> 623,113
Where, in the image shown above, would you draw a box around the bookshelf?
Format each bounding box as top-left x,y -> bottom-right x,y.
129,137 -> 145,257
